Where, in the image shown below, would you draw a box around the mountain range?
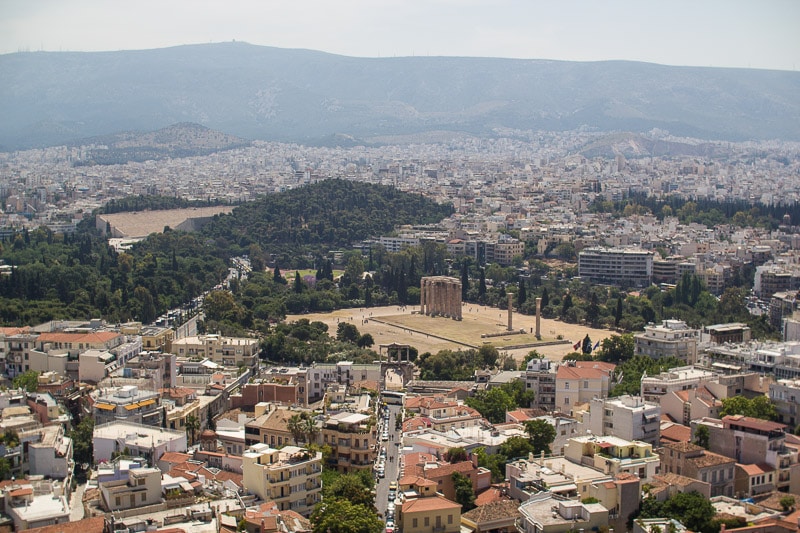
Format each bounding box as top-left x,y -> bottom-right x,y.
1,41 -> 799,150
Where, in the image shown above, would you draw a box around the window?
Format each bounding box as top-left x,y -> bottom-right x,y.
564,382 -> 570,390
448,515 -> 453,524
141,493 -> 146,501
564,397 -> 570,405
584,381 -> 589,388
413,519 -> 418,528
424,518 -> 430,527
116,497 -> 121,506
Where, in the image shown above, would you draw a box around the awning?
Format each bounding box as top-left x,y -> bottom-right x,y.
124,403 -> 140,411
94,403 -> 115,411
551,483 -> 577,493
138,398 -> 156,407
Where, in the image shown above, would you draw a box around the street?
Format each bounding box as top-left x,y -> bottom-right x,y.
375,404 -> 403,520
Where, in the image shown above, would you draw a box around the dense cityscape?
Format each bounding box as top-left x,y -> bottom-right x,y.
0,123 -> 797,533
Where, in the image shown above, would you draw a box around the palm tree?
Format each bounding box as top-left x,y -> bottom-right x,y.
301,416 -> 319,445
288,414 -> 304,444
185,415 -> 200,445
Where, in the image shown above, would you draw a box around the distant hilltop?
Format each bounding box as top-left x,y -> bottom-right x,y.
1,41 -> 799,150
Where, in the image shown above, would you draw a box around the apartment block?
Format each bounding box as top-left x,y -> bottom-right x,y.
518,493 -> 609,533
588,395 -> 661,446
578,247 -> 654,287
245,404 -> 301,448
640,366 -> 717,403
555,361 -> 615,410
769,378 -> 800,428
99,466 -> 162,512
563,435 -> 660,481
92,385 -> 162,426
398,495 -> 461,533
634,320 -> 699,364
242,444 -> 322,517
523,358 -> 557,412
92,421 -> 187,464
171,334 -> 259,368
699,415 -> 799,493
657,441 -> 735,497
321,411 -> 376,473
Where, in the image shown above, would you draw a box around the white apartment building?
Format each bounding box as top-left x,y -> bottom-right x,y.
769,378 -> 800,429
171,334 -> 259,368
640,366 -> 717,403
524,358 -> 557,412
93,421 -> 187,464
242,444 -> 322,517
25,425 -> 73,479
564,435 -> 660,481
588,395 -> 660,446
99,467 -> 162,512
634,319 -> 699,364
92,385 -> 162,426
578,247 -> 654,287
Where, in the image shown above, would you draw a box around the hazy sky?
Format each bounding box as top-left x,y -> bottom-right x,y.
2,0 -> 798,71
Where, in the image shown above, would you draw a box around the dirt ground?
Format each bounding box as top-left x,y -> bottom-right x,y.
286,304 -> 614,364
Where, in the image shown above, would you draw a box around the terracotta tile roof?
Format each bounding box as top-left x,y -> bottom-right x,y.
473,486 -> 510,507
723,415 -> 787,433
615,473 -> 641,483
737,463 -> 774,476
505,410 -> 530,422
673,389 -> 690,402
660,423 -> 692,444
37,331 -> 122,344
20,516 -> 106,533
574,361 -> 616,372
556,365 -> 612,380
399,475 -> 438,487
756,492 -> 798,512
662,441 -> 704,453
160,452 -> 191,464
405,397 -> 424,409
462,499 -> 520,523
403,452 -> 438,465
279,510 -> 311,532
424,461 -> 475,479
0,327 -> 30,335
159,387 -> 196,398
248,408 -> 295,432
688,450 -> 735,469
403,417 -> 432,432
654,472 -> 705,489
402,495 -> 461,513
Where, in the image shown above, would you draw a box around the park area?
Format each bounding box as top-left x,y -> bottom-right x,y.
286,303 -> 614,363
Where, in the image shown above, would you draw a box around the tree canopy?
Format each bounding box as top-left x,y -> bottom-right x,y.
719,395 -> 778,421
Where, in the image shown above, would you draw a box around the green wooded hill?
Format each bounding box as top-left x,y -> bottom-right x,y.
202,179 -> 453,255
0,181 -> 453,326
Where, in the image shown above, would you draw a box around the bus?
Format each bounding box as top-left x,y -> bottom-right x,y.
381,390 -> 405,406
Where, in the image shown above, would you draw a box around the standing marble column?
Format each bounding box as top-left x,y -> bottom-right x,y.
535,297 -> 542,338
507,292 -> 514,331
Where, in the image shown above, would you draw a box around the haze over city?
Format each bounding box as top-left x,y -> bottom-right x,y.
2,0 -> 799,71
